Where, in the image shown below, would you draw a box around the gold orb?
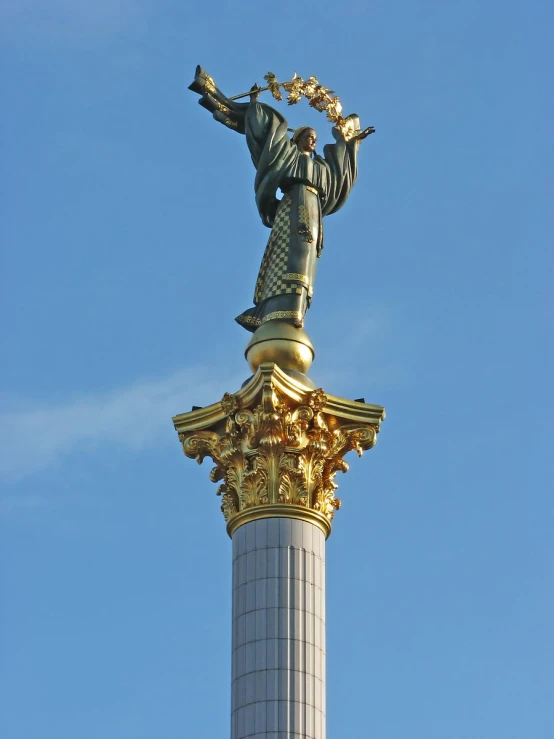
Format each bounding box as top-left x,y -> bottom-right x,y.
245,321 -> 315,375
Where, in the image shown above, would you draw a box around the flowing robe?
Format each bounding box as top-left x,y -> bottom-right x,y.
189,67 -> 362,332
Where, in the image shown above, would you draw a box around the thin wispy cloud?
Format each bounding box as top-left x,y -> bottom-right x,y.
0,304 -> 411,482
0,367 -> 240,481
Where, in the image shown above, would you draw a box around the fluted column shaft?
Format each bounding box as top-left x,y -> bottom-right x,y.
231,518 -> 326,739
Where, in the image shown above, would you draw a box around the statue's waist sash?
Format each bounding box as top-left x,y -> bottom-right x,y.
282,183 -> 320,197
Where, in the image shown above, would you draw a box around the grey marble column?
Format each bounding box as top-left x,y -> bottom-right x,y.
231,517 -> 326,739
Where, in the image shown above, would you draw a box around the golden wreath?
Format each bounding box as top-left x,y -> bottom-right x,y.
264,72 -> 356,139
228,72 -> 372,141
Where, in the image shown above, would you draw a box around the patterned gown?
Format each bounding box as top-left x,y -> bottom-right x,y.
241,180 -> 320,331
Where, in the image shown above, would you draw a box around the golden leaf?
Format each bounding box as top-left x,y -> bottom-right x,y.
221,491 -> 238,521
264,71 -> 278,87
264,71 -> 283,101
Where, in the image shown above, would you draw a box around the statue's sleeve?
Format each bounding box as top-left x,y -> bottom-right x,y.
319,115 -> 361,217
189,68 -> 296,229
246,102 -> 295,228
188,66 -> 250,134
245,101 -> 290,170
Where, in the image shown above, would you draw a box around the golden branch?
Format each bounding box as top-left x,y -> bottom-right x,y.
227,72 -> 373,141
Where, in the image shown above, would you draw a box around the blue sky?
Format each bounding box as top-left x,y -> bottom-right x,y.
1,1 -> 552,737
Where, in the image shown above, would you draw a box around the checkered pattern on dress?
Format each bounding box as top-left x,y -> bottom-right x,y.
254,194 -> 305,304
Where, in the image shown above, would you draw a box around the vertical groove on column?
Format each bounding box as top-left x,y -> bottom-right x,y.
285,542 -> 292,738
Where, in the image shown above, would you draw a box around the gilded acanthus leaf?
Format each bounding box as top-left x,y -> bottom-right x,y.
240,469 -> 266,510
279,470 -> 308,507
225,451 -> 247,501
221,491 -> 238,519
278,453 -> 308,507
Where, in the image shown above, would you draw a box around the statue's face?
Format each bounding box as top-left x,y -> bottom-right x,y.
298,128 -> 317,154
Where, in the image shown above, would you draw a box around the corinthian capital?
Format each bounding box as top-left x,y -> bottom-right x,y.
173,363 -> 385,538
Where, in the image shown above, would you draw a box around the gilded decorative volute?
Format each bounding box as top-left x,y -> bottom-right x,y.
173,363 -> 385,538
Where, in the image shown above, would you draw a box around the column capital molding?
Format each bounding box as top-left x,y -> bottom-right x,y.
173,363 -> 385,537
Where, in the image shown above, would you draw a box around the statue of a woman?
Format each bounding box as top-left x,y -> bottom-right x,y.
189,67 -> 372,333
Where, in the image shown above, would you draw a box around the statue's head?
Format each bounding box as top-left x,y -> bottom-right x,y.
292,126 -> 317,155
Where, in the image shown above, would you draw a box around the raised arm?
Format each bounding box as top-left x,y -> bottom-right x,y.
320,114 -> 374,216
189,65 -> 250,134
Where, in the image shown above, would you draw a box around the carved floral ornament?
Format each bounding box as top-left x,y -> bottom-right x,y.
178,384 -> 378,529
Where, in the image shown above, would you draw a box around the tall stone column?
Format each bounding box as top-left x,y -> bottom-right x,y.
173,360 -> 384,738
231,518 -> 326,738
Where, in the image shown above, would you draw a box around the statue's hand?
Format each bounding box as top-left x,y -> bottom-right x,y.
355,126 -> 376,141
249,83 -> 260,102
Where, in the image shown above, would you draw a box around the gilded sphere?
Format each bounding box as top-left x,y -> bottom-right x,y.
245,321 -> 315,375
